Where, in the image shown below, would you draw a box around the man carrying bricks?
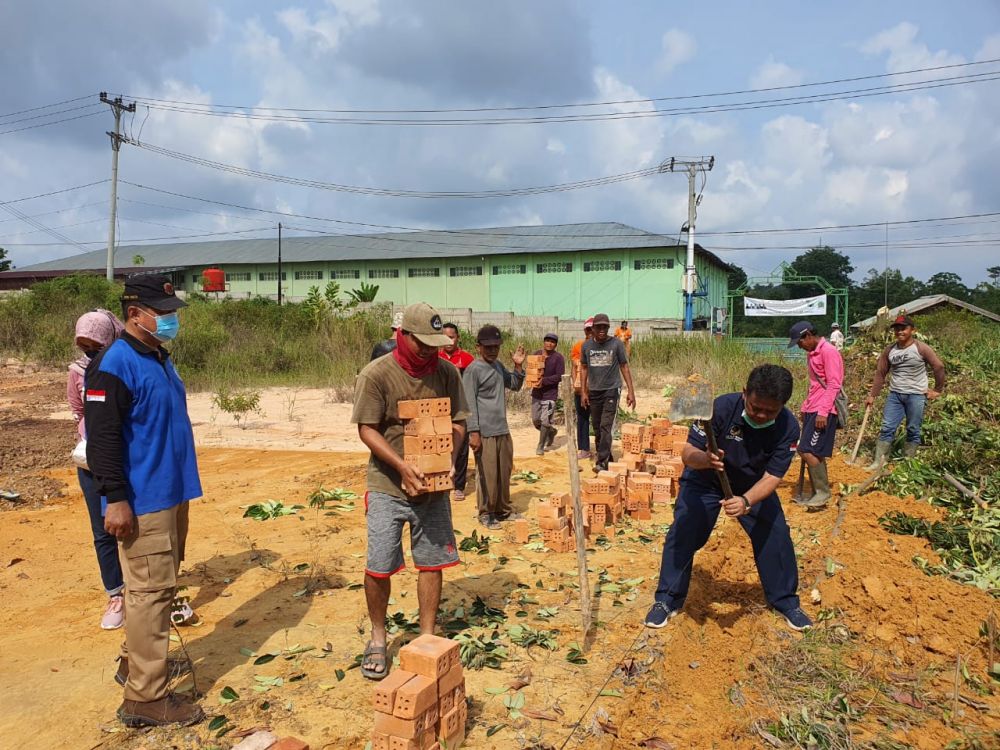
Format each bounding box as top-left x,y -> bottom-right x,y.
571,318 -> 595,459
463,324 -> 526,530
645,364 -> 813,633
352,302 -> 470,681
530,333 -> 565,456
581,313 -> 636,472
439,322 -> 475,500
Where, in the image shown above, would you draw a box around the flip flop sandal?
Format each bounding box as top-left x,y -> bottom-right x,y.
361,641 -> 389,681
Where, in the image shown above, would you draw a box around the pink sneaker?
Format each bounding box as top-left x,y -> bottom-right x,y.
101,595 -> 125,630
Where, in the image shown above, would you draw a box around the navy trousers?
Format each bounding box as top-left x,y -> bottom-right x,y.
78,468 -> 125,595
574,393 -> 591,452
653,479 -> 800,614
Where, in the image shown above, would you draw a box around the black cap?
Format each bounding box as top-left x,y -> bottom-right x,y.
592,313 -> 611,327
476,324 -> 502,346
787,320 -> 816,347
891,314 -> 916,328
122,273 -> 187,311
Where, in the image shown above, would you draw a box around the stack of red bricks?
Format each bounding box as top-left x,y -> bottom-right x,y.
618,419 -> 686,503
400,398 -> 454,494
534,492 -> 575,552
523,354 -> 545,389
579,477 -> 625,537
372,634 -> 466,750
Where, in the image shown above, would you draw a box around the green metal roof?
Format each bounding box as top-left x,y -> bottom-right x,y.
7,221 -> 730,274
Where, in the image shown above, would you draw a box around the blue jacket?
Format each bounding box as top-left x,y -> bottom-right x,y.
84,333 -> 201,515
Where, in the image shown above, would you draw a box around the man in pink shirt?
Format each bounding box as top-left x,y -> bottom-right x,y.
789,320 -> 844,508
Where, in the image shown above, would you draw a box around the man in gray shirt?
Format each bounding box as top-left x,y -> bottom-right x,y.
464,325 -> 526,529
581,313 -> 636,471
865,314 -> 945,469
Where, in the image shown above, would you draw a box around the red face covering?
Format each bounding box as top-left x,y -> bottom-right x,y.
392,328 -> 440,378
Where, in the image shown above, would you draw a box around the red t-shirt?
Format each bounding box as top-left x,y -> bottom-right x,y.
439,348 -> 475,372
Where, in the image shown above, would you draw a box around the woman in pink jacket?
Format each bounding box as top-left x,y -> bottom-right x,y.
68,309 -> 126,629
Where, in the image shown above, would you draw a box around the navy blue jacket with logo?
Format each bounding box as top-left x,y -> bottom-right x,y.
84,332 -> 202,515
682,393 -> 799,497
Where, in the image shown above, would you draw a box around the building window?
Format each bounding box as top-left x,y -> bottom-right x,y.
583,260 -> 622,272
330,269 -> 361,280
537,262 -> 573,274
229,272 -> 252,282
449,266 -> 483,277
259,272 -> 287,281
634,258 -> 674,270
408,268 -> 440,278
492,264 -> 526,275
191,274 -> 201,283
369,269 -> 400,279
295,270 -> 323,280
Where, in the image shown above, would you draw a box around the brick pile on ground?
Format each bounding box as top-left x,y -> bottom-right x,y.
399,398 -> 454,493
372,634 -> 466,749
519,418 -> 688,550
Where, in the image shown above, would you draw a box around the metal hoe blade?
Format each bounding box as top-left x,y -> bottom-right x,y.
667,381 -> 714,423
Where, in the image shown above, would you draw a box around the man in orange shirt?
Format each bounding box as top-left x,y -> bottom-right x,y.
615,320 -> 632,357
571,318 -> 594,459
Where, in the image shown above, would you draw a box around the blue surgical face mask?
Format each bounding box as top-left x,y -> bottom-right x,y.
139,310 -> 180,342
742,409 -> 775,430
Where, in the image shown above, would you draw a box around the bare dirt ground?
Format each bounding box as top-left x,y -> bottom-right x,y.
1,365 -> 997,749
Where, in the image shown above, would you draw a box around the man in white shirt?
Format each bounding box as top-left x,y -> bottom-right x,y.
829,323 -> 845,351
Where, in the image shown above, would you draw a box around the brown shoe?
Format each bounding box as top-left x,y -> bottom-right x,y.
114,655 -> 193,687
117,693 -> 204,727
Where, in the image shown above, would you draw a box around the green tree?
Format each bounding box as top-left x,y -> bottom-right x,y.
924,271 -> 970,301
727,264 -> 748,291
986,265 -> 1000,287
787,246 -> 854,294
0,247 -> 10,272
132,254 -> 146,266
348,282 -> 379,303
851,268 -> 926,324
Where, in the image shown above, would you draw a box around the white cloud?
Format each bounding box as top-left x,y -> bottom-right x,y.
657,29 -> 697,75
861,21 -> 964,76
546,138 -> 567,155
750,57 -> 804,89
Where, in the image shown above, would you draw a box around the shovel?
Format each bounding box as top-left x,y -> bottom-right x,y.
792,458 -> 809,502
668,381 -> 734,500
847,404 -> 872,465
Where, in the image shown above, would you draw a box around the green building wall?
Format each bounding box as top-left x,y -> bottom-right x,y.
181,245 -> 728,321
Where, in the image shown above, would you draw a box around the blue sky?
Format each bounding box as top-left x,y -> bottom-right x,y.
1,0 -> 998,285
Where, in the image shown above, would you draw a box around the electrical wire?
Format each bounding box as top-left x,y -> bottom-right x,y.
0,109 -> 104,136
117,58 -> 1000,117
0,180 -> 110,205
122,138 -> 663,198
0,94 -> 96,120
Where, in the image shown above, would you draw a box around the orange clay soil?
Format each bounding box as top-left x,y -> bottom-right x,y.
0,369 -> 996,749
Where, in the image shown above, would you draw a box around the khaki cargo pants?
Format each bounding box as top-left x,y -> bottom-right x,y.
118,502 -> 189,702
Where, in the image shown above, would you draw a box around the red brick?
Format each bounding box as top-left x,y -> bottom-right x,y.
404,435 -> 440,455
439,687 -> 455,715
404,452 -> 452,474
438,662 -> 464,696
452,682 -> 466,706
399,635 -> 459,679
549,492 -> 571,507
438,704 -> 467,739
389,732 -> 436,750
538,515 -> 569,530
393,673 -> 438,719
404,418 -> 438,436
513,518 -> 530,543
374,711 -> 423,739
536,502 -> 561,519
373,670 -> 418,714
372,731 -> 391,750
270,739 -> 310,750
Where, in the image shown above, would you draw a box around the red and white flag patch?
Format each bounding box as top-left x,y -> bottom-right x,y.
85,389 -> 106,402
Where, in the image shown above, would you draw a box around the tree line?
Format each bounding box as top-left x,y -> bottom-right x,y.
726,246 -> 1000,336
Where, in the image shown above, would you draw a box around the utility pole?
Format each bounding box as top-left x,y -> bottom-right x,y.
659,156 -> 715,331
277,222 -> 283,306
100,93 -> 135,282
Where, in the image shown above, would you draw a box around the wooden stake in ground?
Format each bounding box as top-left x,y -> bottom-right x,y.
561,374 -> 592,640
848,404 -> 871,465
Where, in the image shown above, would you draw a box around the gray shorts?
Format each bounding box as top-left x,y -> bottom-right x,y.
531,399 -> 556,429
365,490 -> 460,577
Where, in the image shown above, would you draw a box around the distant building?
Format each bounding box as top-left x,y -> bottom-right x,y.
1,221 -> 730,329
851,294 -> 1000,330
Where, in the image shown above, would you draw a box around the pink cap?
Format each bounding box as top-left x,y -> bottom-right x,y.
584,317 -> 595,330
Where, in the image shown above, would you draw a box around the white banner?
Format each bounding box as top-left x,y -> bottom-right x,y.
744,294 -> 827,317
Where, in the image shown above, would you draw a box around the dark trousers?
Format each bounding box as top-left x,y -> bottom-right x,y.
78,467 -> 124,595
653,480 -> 800,614
588,388 -> 620,469
574,393 -> 591,452
453,431 -> 470,492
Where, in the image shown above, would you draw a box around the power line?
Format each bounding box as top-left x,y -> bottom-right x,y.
0,199 -> 110,225
0,94 -> 96,120
0,109 -> 104,137
122,138 -> 663,198
0,180 -> 110,205
117,58 -> 1000,116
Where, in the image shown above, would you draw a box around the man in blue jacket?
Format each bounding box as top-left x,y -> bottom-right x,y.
645,364 -> 812,632
85,273 -> 203,727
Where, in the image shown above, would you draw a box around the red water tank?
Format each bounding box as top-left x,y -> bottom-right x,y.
201,267 -> 226,293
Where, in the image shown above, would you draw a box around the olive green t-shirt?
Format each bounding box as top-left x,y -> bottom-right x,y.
351,354 -> 469,501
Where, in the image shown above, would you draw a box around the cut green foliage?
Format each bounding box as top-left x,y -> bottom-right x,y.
455,632 -> 509,670
468,596 -> 507,627
459,530 -> 492,555
512,470 -> 541,483
307,486 -> 358,511
566,642 -> 587,665
243,501 -> 304,521
218,686 -> 239,704
385,611 -> 421,635
507,625 -> 559,651
503,690 -> 526,719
